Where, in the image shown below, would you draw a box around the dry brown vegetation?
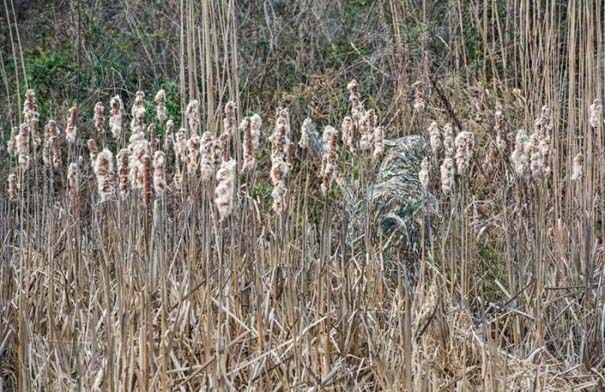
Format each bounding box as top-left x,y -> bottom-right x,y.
1,0 -> 605,390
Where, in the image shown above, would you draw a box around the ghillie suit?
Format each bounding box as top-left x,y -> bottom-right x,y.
305,120 -> 439,280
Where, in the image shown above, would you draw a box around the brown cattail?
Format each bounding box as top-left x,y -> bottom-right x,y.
241,117 -> 256,172
223,101 -> 236,137
419,158 -> 430,190
428,121 -> 441,157
270,156 -> 288,186
164,119 -> 175,151
154,89 -> 167,123
185,100 -> 200,135
413,81 -> 425,112
87,139 -> 98,164
571,153 -> 583,182
320,126 -> 339,195
373,125 -> 384,160
511,129 -> 530,179
174,128 -> 187,162
454,131 -> 474,176
65,106 -> 78,144
8,173 -> 19,201
341,116 -> 355,152
153,151 -> 167,195
271,181 -> 288,215
43,120 -> 57,167
131,91 -> 146,134
200,132 -> 216,181
16,123 -> 31,171
141,154 -> 152,205
271,110 -> 290,162
23,89 -> 40,148
440,157 -> 455,194
67,162 -> 78,209
148,123 -> 157,155
529,134 -> 544,179
128,132 -> 149,190
299,118 -> 312,149
250,113 -> 262,150
50,136 -> 61,170
187,135 -> 201,174
94,102 -> 105,134
117,149 -> 130,198
94,149 -> 115,202
347,80 -> 364,121
109,95 -> 123,139
215,159 -> 236,221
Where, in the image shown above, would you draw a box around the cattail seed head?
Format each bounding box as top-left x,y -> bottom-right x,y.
94,102 -> 105,134
109,95 -> 123,139
223,101 -> 236,137
454,131 -> 474,176
443,123 -> 455,158
440,157 -> 455,194
154,89 -> 167,123
23,89 -> 40,148
164,119 -> 175,151
271,181 -> 288,215
241,117 -> 256,173
529,134 -> 545,180
185,100 -> 200,135
373,126 -> 384,160
8,173 -> 19,201
187,135 -> 201,174
153,151 -> 167,195
174,128 -> 187,162
250,113 -> 262,150
148,123 -> 157,155
16,123 -> 31,171
428,121 -> 442,157
200,131 -> 216,181
117,149 -> 131,198
299,118 -> 312,149
130,91 -> 146,134
87,139 -> 98,164
215,159 -> 236,221
65,106 -> 78,144
320,126 -> 339,194
511,129 -> 530,179
341,116 -> 355,152
94,149 -> 115,202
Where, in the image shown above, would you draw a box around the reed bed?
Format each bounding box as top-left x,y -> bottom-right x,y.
1,0 -> 605,391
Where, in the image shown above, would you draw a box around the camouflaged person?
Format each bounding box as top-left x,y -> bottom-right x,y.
304,119 -> 438,278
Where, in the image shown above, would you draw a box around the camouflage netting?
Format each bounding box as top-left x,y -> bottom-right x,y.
368,135 -> 439,257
